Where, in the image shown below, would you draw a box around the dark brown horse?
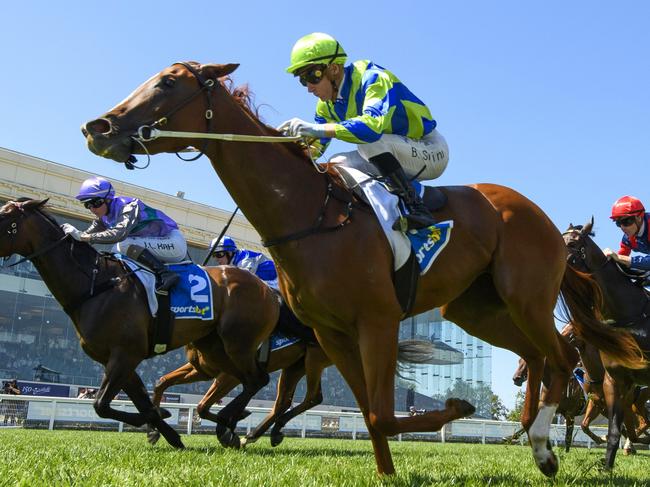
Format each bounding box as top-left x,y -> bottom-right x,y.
0,198 -> 279,448
511,323 -> 650,451
564,220 -> 650,470
81,61 -> 644,476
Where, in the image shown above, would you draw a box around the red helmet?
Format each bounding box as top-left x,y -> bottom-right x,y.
610,195 -> 645,219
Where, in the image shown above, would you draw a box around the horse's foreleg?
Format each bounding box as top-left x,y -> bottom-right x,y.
152,362 -> 209,407
243,359 -> 305,447
564,416 -> 574,453
213,350 -> 270,449
269,346 -> 330,446
581,399 -> 606,444
93,355 -> 149,427
631,387 -> 650,438
313,326 -> 394,474
195,373 -> 240,423
603,371 -> 627,471
147,363 -> 210,445
122,372 -> 184,449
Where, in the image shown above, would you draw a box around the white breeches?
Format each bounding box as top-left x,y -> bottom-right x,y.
113,229 -> 188,263
328,129 -> 449,181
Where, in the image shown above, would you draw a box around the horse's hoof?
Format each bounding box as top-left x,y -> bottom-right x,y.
535,449 -> 559,478
228,432 -> 241,449
159,408 -> 172,420
238,409 -> 252,421
216,425 -> 236,449
147,430 -> 161,446
624,448 -> 637,456
445,398 -> 476,417
166,432 -> 185,449
270,432 -> 285,447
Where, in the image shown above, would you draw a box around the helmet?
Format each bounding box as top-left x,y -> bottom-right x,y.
211,235 -> 238,252
610,195 -> 645,220
286,33 -> 347,74
76,176 -> 115,201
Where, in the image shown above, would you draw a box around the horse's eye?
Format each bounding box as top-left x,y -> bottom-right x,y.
163,78 -> 176,88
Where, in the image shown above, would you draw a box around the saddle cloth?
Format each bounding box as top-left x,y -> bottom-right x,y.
121,257 -> 214,320
269,332 -> 301,352
336,166 -> 453,275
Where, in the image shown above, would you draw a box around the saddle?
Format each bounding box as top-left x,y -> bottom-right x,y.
334,166 -> 449,316
335,167 -> 448,214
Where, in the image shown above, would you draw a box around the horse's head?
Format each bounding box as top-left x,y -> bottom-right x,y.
81,62 -> 239,165
562,218 -> 608,273
0,198 -> 53,257
512,357 -> 528,387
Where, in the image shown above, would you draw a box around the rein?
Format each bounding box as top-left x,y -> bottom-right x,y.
130,62 -> 355,248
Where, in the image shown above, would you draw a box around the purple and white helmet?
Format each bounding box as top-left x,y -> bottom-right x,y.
76,176 -> 115,201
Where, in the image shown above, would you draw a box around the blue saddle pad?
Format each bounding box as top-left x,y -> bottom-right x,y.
406,220 -> 454,275
269,331 -> 300,352
168,263 -> 214,320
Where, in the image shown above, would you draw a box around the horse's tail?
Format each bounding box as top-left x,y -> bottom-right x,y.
395,339 -> 438,378
560,266 -> 646,370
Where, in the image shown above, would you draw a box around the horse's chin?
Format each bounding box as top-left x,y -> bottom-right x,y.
85,135 -> 133,163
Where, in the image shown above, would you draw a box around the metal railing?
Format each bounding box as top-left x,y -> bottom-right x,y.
0,394 -> 611,448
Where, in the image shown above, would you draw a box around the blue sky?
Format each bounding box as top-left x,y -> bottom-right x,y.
1,1 -> 648,408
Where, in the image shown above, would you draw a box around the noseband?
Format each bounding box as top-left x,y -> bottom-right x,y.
129,62 -> 216,168
1,203 -> 69,267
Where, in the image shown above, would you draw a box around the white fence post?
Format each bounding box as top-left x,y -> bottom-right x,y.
187,406 -> 194,436
481,421 -> 486,445
302,413 -> 307,439
48,400 -> 57,431
352,415 -> 357,440
118,403 -> 125,433
441,424 -> 446,443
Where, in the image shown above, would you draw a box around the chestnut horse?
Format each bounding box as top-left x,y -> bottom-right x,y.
148,339 -> 331,448
0,198 -> 279,448
81,61 -> 644,476
564,220 -> 650,470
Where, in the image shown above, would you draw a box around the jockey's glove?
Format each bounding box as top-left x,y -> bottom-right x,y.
277,118 -> 327,139
61,223 -> 82,241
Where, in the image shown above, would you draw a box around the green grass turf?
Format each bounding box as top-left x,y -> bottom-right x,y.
0,429 -> 648,486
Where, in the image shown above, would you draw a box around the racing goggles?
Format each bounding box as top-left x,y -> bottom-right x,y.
298,65 -> 326,87
83,198 -> 106,209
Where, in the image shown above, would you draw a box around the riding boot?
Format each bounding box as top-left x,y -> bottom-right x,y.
126,245 -> 180,293
368,152 -> 436,231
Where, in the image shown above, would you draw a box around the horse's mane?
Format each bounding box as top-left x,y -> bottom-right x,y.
215,71 -> 313,163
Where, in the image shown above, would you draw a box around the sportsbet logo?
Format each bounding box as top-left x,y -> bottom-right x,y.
171,305 -> 211,315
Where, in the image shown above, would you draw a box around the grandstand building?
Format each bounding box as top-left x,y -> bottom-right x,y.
0,147 -> 492,410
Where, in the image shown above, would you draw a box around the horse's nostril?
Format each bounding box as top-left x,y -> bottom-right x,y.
83,118 -> 112,136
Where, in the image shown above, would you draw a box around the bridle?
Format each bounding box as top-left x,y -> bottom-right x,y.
0,203 -> 69,267
128,62 -> 354,248
563,227 -> 650,327
126,62 -> 217,169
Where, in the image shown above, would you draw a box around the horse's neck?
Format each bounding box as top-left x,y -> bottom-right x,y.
30,241 -> 95,315
594,263 -> 648,322
206,92 -> 325,243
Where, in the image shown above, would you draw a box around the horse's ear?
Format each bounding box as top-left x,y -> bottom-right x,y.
583,218 -> 594,236
13,198 -> 48,210
201,63 -> 239,79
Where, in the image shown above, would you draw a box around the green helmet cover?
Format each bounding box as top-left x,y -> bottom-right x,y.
286,32 -> 347,74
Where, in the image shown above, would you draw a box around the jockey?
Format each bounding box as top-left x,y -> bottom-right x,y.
210,235 -> 278,289
210,235 -> 315,343
62,176 -> 187,292
278,32 -> 449,231
603,195 -> 650,271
